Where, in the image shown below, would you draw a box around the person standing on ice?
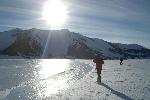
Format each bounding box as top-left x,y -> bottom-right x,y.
120,57 -> 123,65
93,54 -> 104,82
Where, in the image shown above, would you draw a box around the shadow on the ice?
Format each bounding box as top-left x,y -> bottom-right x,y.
99,82 -> 133,100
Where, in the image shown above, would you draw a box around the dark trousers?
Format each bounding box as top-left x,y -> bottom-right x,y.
96,68 -> 101,82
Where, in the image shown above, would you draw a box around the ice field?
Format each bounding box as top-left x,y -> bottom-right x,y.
0,59 -> 150,100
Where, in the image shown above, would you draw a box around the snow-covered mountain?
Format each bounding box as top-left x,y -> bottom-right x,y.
0,28 -> 150,59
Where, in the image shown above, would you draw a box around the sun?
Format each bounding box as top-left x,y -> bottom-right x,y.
42,0 -> 68,27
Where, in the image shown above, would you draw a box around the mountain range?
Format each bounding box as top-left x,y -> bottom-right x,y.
0,28 -> 150,59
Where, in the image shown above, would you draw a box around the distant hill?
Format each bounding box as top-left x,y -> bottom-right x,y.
0,28 -> 150,59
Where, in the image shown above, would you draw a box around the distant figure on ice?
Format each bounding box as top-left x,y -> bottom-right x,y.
120,57 -> 123,65
93,54 -> 104,82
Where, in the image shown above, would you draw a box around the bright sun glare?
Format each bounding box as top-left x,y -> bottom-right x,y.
37,59 -> 70,95
39,59 -> 70,79
42,0 -> 68,27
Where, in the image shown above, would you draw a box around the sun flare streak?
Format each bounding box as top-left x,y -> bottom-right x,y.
42,31 -> 51,58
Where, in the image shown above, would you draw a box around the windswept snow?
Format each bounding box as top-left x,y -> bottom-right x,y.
85,38 -> 122,58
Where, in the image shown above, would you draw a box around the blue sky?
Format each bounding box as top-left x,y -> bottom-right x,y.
0,0 -> 150,48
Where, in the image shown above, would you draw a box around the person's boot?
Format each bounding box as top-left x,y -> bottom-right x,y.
97,76 -> 101,83
99,76 -> 101,83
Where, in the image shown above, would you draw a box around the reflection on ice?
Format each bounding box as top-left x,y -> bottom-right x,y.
0,59 -> 92,99
39,59 -> 70,79
34,59 -> 92,97
37,59 -> 71,96
38,78 -> 69,97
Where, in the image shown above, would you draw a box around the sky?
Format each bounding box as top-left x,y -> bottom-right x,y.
0,0 -> 150,48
